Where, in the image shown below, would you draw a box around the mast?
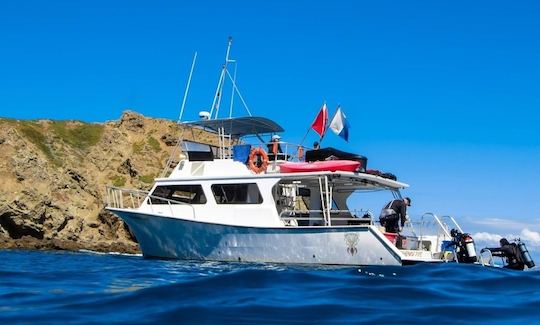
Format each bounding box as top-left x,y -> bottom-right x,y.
178,51 -> 198,122
229,62 -> 237,118
209,37 -> 252,119
210,37 -> 233,120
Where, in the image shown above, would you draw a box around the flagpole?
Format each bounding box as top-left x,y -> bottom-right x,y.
319,103 -> 337,145
318,128 -> 326,144
300,101 -> 326,147
299,128 -> 311,147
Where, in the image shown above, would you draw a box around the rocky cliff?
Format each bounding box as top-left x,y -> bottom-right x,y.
0,111 -> 216,253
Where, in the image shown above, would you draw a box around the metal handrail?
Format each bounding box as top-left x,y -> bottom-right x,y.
440,215 -> 464,233
232,141 -> 308,162
281,217 -> 373,222
271,142 -> 307,162
411,212 -> 452,252
420,212 -> 452,238
279,209 -> 373,225
106,186 -> 149,209
479,248 -> 495,267
105,186 -> 197,220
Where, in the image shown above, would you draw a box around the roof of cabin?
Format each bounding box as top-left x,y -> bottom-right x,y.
184,116 -> 284,137
158,160 -> 409,190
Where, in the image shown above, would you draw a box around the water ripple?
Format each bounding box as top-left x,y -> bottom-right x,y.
0,250 -> 539,324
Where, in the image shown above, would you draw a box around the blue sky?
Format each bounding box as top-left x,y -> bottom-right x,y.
1,1 -> 539,247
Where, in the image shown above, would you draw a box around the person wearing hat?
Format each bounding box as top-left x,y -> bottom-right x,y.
379,197 -> 411,233
267,134 -> 284,161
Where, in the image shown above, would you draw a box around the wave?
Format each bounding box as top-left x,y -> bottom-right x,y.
1,250 -> 539,323
77,249 -> 143,257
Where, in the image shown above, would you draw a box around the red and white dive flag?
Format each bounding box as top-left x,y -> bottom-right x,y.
311,103 -> 328,137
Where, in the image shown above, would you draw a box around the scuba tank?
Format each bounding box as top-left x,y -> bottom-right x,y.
450,229 -> 478,263
463,234 -> 477,260
517,240 -> 535,269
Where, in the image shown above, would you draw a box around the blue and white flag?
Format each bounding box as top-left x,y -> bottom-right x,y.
329,106 -> 349,142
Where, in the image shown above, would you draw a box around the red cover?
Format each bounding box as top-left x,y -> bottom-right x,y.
279,160 -> 360,173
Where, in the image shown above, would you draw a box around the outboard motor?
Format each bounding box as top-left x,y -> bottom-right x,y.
516,239 -> 535,269
450,229 -> 478,263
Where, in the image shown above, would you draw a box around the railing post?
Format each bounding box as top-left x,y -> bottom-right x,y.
168,201 -> 174,217
129,193 -> 135,209
118,190 -> 123,209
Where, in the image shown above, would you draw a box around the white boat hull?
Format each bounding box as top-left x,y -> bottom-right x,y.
110,209 -> 404,266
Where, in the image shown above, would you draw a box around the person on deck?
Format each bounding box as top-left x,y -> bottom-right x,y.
313,141 -> 320,150
267,135 -> 284,161
379,197 -> 411,233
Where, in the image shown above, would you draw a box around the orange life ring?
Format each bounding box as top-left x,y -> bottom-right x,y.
248,147 -> 269,174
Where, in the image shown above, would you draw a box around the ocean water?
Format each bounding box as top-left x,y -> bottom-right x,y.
1,250 -> 539,324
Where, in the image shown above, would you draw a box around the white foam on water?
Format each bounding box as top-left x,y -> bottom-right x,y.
78,249 -> 143,257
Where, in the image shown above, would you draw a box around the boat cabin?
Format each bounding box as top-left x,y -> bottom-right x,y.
130,116 -> 410,230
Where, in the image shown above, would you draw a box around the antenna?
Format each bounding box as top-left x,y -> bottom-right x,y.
226,69 -> 252,116
229,62 -> 237,118
210,37 -> 233,120
209,37 -> 253,119
178,51 -> 197,122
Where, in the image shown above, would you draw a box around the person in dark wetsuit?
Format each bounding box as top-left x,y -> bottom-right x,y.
379,197 -> 411,233
486,238 -> 525,270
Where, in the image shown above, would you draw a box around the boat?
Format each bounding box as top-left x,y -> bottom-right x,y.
279,160 -> 361,173
105,39 -> 535,269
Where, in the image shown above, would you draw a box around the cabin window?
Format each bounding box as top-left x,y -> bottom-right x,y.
211,183 -> 263,204
149,185 -> 207,204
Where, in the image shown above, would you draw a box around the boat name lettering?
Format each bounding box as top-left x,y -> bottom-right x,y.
402,250 -> 425,258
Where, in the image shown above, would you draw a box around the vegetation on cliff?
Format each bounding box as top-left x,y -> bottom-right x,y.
0,111 -> 215,253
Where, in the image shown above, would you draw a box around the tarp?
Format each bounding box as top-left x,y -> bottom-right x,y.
185,116 -> 284,137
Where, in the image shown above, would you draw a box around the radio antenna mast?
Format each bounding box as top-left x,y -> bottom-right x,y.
210,37 -> 233,119
209,37 -> 252,119
178,51 -> 198,122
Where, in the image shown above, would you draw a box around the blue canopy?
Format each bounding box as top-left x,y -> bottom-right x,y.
184,116 -> 284,137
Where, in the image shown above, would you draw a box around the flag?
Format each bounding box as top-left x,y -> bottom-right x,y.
311,103 -> 328,137
329,106 -> 350,142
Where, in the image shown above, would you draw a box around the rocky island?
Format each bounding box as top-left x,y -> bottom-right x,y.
0,111 -> 215,254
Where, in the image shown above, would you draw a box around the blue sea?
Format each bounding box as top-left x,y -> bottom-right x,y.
1,249 -> 539,324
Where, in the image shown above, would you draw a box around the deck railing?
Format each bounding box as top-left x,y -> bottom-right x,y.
106,186 -> 148,210
264,141 -> 307,162
414,213 -> 464,239
279,209 -> 373,227
105,186 -> 196,219
399,212 -> 465,253
229,142 -> 308,162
